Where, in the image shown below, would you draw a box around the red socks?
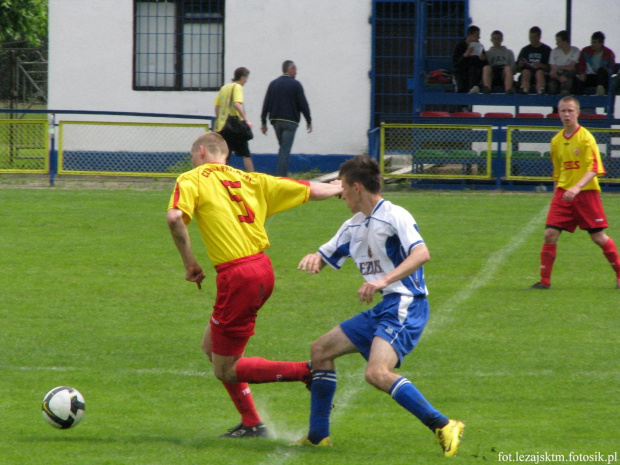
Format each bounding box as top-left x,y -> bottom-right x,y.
540,243 -> 557,287
236,357 -> 310,384
601,238 -> 620,279
221,359 -> 310,428
540,238 -> 620,287
222,381 -> 261,427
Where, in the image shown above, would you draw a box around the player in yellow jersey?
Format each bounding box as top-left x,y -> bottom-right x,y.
527,96 -> 620,289
167,132 -> 343,438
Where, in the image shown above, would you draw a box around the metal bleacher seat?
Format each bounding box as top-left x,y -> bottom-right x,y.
512,150 -> 542,158
420,111 -> 451,117
516,113 -> 544,118
412,148 -> 484,175
511,151 -> 551,177
412,149 -> 444,173
484,112 -> 513,118
450,149 -> 485,174
451,112 -> 481,117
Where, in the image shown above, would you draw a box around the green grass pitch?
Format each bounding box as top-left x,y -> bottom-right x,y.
0,186 -> 617,464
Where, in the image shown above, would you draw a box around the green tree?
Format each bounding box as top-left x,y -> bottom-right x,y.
0,0 -> 47,46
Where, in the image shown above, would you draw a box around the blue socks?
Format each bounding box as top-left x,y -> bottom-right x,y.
307,372 -> 448,443
308,370 -> 336,444
390,377 -> 448,431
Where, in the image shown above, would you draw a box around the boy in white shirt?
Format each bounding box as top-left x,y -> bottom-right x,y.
549,30 -> 580,94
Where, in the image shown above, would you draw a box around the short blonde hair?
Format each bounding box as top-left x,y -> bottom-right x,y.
559,96 -> 580,111
191,132 -> 229,159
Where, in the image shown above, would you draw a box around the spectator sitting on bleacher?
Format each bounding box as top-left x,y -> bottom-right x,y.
613,64 -> 620,95
575,31 -> 616,96
548,30 -> 580,95
452,25 -> 488,94
481,30 -> 516,94
516,26 -> 552,94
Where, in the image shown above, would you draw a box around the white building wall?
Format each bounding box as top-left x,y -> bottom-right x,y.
48,1 -> 619,156
48,0 -> 372,156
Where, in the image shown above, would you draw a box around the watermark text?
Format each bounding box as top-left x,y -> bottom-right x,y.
498,451 -> 618,464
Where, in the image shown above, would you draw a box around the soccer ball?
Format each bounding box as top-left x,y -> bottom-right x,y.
41,386 -> 85,429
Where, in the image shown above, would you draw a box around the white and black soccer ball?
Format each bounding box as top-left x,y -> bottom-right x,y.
41,386 -> 85,429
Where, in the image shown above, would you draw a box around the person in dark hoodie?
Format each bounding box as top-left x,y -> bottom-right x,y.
452,25 -> 487,93
260,60 -> 312,176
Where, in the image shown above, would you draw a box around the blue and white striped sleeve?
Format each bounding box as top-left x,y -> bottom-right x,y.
392,206 -> 424,255
318,221 -> 353,270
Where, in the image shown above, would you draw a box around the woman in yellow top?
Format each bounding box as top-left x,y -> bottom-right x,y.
214,67 -> 254,172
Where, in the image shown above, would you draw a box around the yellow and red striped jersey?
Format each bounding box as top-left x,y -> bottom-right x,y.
168,163 -> 310,266
550,126 -> 605,191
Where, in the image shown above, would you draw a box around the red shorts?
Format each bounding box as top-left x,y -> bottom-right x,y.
546,188 -> 608,233
210,252 -> 274,356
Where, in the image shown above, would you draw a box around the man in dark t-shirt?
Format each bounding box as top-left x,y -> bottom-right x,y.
516,26 -> 552,94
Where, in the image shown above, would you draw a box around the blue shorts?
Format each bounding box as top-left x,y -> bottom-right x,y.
339,293 -> 429,368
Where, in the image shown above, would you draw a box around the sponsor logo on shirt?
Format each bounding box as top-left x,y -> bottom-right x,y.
359,260 -> 384,275
563,160 -> 580,170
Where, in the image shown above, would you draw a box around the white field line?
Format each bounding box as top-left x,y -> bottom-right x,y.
2,364 -> 616,381
4,365 -> 209,377
425,203 -> 548,334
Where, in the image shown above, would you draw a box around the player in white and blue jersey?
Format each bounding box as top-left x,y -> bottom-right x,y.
291,156 -> 464,457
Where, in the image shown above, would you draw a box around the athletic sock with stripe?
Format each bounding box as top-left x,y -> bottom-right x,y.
308,370 -> 336,444
390,376 -> 448,431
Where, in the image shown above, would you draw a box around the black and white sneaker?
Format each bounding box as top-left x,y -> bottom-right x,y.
524,282 -> 550,290
219,422 -> 269,439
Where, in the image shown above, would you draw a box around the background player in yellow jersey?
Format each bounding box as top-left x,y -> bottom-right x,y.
527,96 -> 620,289
167,132 -> 343,438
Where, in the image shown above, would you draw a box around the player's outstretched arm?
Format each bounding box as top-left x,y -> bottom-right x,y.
298,252 -> 326,273
308,180 -> 343,200
167,208 -> 205,289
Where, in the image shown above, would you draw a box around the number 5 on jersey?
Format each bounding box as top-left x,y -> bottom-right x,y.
220,180 -> 255,223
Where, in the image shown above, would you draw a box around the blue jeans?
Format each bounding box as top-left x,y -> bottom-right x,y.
272,120 -> 298,176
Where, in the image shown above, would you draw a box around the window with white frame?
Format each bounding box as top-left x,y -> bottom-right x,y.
134,0 -> 224,91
